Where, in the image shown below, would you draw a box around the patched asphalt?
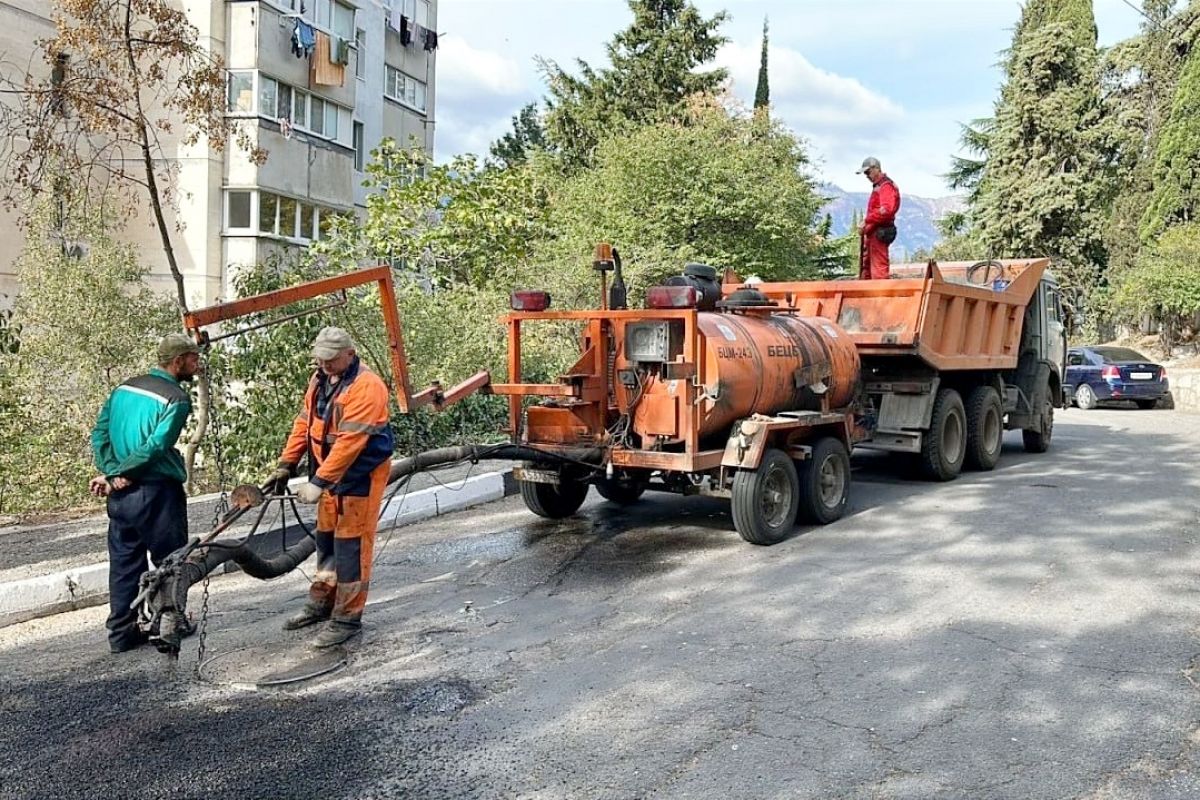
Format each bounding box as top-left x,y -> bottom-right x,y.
1,409 -> 1198,799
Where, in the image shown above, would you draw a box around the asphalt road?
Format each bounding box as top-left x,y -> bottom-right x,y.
2,408 -> 1198,800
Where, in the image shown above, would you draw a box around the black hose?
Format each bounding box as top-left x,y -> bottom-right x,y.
386,443 -> 605,485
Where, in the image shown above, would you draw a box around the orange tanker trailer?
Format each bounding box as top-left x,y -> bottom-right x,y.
182,251 -> 1066,546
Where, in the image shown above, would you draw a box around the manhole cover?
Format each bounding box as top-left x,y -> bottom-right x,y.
198,641 -> 347,689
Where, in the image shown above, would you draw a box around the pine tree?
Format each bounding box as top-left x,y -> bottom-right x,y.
754,17 -> 770,110
489,103 -> 548,169
970,0 -> 1111,291
539,0 -> 728,169
1140,19 -> 1200,240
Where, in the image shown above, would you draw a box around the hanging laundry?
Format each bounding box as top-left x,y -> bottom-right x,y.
423,28 -> 438,52
291,19 -> 316,59
311,31 -> 345,87
411,21 -> 425,49
333,36 -> 351,66
388,5 -> 404,34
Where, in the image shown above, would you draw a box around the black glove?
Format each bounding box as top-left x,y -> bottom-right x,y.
266,465 -> 293,495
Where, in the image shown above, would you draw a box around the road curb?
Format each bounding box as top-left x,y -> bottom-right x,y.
0,468 -> 517,630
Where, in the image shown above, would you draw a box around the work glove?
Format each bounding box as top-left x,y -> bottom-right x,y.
295,482 -> 324,505
266,466 -> 293,495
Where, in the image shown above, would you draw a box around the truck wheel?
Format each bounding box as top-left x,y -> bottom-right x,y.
1022,390 -> 1054,453
594,477 -> 646,505
797,437 -> 850,525
964,386 -> 1003,471
520,475 -> 589,519
919,388 -> 966,481
731,448 -> 799,546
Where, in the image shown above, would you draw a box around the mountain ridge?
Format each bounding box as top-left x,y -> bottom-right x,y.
819,183 -> 965,258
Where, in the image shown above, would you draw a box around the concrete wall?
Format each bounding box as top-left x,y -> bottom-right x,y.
1169,369 -> 1200,414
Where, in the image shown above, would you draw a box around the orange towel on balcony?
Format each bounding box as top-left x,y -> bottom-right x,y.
311,31 -> 345,87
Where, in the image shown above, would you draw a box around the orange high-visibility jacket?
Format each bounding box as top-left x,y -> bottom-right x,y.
280,358 -> 394,496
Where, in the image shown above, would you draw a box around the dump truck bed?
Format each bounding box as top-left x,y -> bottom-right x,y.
735,259 -> 1050,371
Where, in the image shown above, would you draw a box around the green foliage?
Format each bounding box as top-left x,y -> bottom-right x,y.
489,103 -> 548,169
543,99 -> 825,299
0,198 -> 177,515
1112,223 -> 1200,352
971,7 -> 1112,293
754,17 -> 770,110
1141,40 -> 1200,240
540,0 -> 728,169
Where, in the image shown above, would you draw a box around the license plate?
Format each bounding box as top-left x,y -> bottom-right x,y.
1131,371 -> 1153,380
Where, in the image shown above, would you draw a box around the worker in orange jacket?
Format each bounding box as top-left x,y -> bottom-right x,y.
857,156 -> 901,280
270,326 -> 394,648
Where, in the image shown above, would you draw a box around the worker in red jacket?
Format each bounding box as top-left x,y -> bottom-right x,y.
857,157 -> 901,280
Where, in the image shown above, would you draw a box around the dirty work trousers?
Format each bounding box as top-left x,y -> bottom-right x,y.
308,462 -> 389,626
106,480 -> 187,648
859,232 -> 891,280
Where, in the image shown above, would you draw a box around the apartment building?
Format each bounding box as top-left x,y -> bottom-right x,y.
0,0 -> 437,308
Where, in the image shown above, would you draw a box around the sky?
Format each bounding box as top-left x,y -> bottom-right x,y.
432,0 -> 1151,198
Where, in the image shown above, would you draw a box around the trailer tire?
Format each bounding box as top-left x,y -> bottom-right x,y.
732,448 -> 800,546
797,437 -> 851,525
519,475 -> 589,519
964,386 -> 1003,471
594,477 -> 646,505
919,388 -> 966,481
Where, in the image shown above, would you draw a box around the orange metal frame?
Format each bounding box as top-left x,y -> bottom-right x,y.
181,266 -> 490,413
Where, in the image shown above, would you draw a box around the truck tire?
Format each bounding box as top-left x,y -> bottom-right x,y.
731,448 -> 799,546
520,475 -> 589,519
797,436 -> 851,525
1022,390 -> 1054,453
964,386 -> 1003,471
594,477 -> 646,505
919,388 -> 967,481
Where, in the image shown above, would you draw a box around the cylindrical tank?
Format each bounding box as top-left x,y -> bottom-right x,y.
631,311 -> 860,443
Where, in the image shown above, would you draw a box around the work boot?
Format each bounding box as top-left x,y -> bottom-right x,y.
283,603 -> 331,631
311,620 -> 361,649
109,629 -> 149,654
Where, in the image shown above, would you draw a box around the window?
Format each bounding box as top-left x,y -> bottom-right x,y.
384,65 -> 427,113
279,196 -> 298,238
293,89 -> 308,128
226,190 -> 252,230
355,28 -> 366,80
400,0 -> 429,28
259,76 -> 277,120
227,71 -> 254,113
333,3 -> 354,40
315,0 -> 331,29
353,121 -> 364,171
324,102 -> 339,139
310,97 -> 326,135
299,203 -> 316,241
276,83 -> 292,121
259,192 -> 278,235
1067,352 -> 1084,367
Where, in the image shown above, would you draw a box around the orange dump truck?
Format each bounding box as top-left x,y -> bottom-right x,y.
499,257 -> 1067,544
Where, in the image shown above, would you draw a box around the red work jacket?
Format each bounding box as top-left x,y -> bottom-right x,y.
864,174 -> 901,233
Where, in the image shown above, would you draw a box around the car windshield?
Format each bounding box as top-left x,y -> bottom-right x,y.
1092,347 -> 1149,363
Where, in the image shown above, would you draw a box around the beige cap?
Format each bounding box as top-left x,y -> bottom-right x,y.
311,326 -> 355,360
856,156 -> 882,174
158,333 -> 201,364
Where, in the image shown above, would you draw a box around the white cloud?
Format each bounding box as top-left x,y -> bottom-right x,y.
436,38 -> 525,97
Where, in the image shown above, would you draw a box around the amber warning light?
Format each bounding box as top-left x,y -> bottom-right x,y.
646,286 -> 698,309
511,290 -> 551,311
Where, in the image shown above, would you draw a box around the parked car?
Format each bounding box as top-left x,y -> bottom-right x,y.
1065,346 -> 1170,409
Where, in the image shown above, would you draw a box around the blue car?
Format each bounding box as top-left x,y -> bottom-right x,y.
1066,346 -> 1170,410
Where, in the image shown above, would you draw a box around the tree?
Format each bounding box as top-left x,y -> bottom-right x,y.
754,17 -> 770,111
544,97 -> 826,301
489,102 -> 548,169
1141,31 -> 1200,240
0,198 -> 176,514
539,0 -> 729,169
969,0 -> 1112,292
1112,223 -> 1200,355
0,0 -> 266,484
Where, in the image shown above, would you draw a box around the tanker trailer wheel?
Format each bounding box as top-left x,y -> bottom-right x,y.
919,388 -> 966,481
520,471 -> 590,519
594,476 -> 646,505
731,448 -> 800,546
797,436 -> 851,525
964,386 -> 1004,471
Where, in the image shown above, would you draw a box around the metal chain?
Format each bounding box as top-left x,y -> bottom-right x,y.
196,350 -> 230,676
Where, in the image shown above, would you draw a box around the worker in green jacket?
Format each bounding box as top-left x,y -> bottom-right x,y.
90,334 -> 201,653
